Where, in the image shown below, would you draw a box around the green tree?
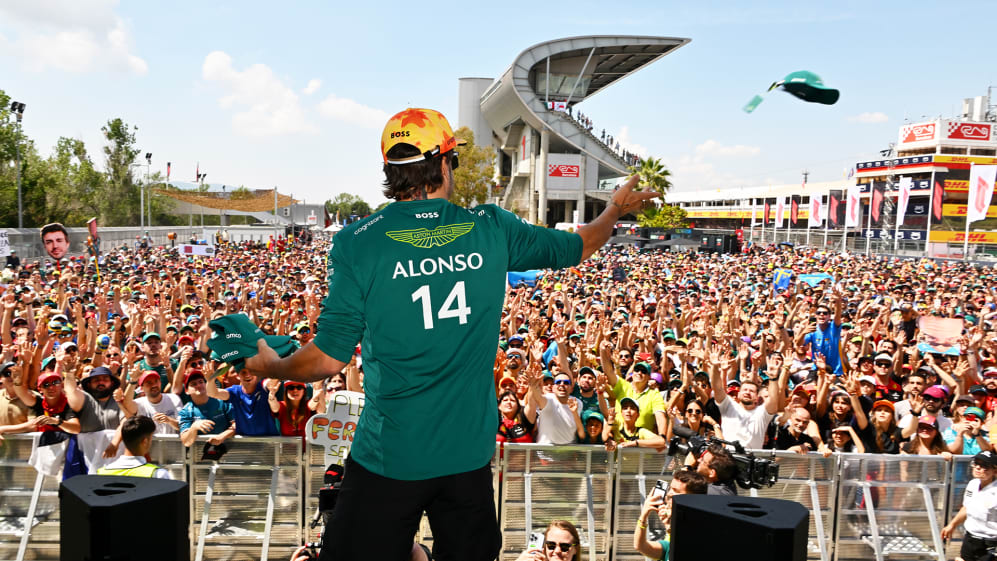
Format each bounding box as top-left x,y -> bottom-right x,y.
628,157 -> 673,195
637,204 -> 689,228
101,118 -> 141,225
627,156 -> 679,226
325,193 -> 371,220
44,137 -> 106,225
451,127 -> 494,208
0,90 -> 50,227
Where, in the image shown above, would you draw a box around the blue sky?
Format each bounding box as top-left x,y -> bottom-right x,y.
2,1 -> 995,207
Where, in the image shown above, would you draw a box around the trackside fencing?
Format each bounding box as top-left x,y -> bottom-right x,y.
0,436 -> 980,560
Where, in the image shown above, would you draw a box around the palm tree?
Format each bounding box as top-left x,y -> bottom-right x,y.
628,157 -> 673,195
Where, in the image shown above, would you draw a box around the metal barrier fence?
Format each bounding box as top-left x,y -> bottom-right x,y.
0,435 -> 987,561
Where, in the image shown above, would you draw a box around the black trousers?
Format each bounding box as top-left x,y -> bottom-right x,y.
962,532 -> 997,561
319,456 -> 501,561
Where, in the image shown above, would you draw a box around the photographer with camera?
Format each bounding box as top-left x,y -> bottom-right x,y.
634,471 -> 708,560
696,442 -> 738,496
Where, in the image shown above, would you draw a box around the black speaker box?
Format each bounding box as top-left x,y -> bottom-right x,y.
671,495 -> 808,561
60,475 -> 190,561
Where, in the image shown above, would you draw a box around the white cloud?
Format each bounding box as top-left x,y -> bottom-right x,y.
667,139 -> 762,192
848,111 -> 889,123
694,139 -> 761,157
317,94 -> 390,129
302,79 -> 322,95
0,1 -> 147,75
613,126 -> 649,158
202,51 -> 317,137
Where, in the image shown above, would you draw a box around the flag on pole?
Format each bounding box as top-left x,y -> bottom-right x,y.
775,197 -> 786,228
967,165 -> 997,224
195,162 -> 199,182
166,162 -> 171,181
933,176 -> 945,222
763,201 -> 770,224
845,185 -> 861,227
829,191 -> 840,226
809,195 -> 823,228
871,182 -> 884,224
790,196 -> 799,225
896,177 -> 913,227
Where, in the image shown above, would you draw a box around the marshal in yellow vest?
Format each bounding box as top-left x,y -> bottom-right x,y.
97,462 -> 161,477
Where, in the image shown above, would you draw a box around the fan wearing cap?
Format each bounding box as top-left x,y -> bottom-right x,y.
898,385 -> 953,438
900,414 -> 952,459
136,332 -> 177,392
1,367 -> 80,438
599,343 -> 666,436
177,370 -> 236,448
942,451 -> 997,560
0,360 -> 68,439
613,397 -> 665,449
869,352 -> 904,402
244,109 -> 658,561
64,363 -> 125,433
266,379 -> 325,439
124,370 -> 183,435
944,404 -> 992,456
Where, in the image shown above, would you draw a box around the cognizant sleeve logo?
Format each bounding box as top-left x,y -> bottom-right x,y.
385,223 -> 474,248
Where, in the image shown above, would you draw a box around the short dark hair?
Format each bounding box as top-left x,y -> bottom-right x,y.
120,415 -> 156,451
705,443 -> 736,482
381,144 -> 454,200
672,470 -> 709,494
40,222 -> 68,240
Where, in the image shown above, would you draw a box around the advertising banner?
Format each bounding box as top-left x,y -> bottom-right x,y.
928,231 -> 997,244
546,153 -> 583,190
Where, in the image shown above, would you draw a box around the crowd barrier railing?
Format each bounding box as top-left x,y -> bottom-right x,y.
0,435 -> 985,561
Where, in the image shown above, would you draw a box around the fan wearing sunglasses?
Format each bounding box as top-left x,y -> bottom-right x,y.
528,370 -> 585,445
515,519 -> 582,561
0,369 -> 81,440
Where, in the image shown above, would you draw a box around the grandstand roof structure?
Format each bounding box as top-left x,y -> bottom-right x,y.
478,35 -> 690,179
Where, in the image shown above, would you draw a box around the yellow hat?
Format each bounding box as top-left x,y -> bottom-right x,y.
381,108 -> 465,165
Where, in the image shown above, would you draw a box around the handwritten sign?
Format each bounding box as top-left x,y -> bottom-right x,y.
305,391 -> 364,468
0,230 -> 9,258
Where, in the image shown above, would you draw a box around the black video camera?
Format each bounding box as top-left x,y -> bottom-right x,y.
666,435 -> 779,490
300,463 -> 345,559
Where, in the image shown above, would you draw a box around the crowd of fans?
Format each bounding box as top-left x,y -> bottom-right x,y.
1,235 -> 995,477
493,244 -> 997,465
0,236 -> 362,474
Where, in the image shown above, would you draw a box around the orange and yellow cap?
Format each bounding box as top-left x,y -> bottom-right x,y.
380,108 -> 465,165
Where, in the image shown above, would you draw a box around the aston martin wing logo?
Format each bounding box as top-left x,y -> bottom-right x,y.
385,223 -> 475,248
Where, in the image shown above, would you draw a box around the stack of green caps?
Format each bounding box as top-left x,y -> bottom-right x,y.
207,314 -> 296,372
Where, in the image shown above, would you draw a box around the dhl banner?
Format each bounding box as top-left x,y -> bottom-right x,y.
934,155 -> 997,165
945,180 -> 968,192
942,204 -> 997,217
929,231 -> 997,244
686,209 -> 810,219
934,155 -> 997,169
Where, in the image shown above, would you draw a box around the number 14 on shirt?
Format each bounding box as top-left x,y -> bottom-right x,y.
411,281 -> 472,330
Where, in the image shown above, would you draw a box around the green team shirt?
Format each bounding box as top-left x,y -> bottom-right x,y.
314,199 -> 582,480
